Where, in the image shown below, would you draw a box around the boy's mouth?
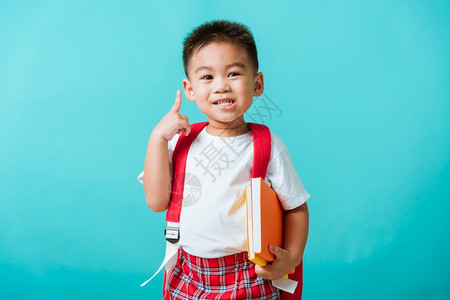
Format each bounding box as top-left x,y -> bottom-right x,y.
213,98 -> 235,106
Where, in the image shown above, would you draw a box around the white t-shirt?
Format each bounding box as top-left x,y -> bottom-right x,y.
138,128 -> 310,258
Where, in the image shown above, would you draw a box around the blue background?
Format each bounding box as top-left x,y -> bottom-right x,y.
1,1 -> 449,299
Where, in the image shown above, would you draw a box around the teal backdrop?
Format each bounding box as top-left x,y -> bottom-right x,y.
1,1 -> 449,299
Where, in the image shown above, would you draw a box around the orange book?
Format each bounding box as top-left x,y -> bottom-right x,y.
245,177 -> 284,267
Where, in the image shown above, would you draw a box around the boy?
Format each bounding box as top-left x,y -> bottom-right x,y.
139,20 -> 310,299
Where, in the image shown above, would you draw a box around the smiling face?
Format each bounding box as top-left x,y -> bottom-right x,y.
183,42 -> 264,135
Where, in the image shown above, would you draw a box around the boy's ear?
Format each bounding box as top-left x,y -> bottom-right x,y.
182,79 -> 196,102
253,72 -> 264,97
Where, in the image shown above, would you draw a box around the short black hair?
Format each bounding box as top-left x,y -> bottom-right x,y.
182,20 -> 259,76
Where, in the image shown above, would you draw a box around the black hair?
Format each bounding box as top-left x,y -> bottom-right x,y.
182,20 -> 258,76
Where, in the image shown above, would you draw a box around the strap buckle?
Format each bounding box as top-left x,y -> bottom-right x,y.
165,226 -> 179,244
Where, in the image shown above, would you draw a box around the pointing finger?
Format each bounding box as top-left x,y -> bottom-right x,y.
170,90 -> 182,112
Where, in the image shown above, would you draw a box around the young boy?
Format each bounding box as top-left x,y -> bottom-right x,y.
139,20 -> 310,299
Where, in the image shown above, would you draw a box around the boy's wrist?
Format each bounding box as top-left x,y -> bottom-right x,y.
283,249 -> 302,272
150,129 -> 170,144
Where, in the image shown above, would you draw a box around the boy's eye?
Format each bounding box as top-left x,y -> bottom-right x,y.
202,75 -> 213,80
229,72 -> 240,77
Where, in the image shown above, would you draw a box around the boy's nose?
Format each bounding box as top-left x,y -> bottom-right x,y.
213,78 -> 231,94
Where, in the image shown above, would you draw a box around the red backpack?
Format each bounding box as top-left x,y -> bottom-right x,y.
165,122 -> 303,299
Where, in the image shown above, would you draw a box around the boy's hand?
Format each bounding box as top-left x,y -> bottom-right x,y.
153,90 -> 191,141
254,244 -> 299,280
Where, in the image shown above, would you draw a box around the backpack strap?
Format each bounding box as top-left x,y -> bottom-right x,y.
248,123 -> 271,179
140,122 -> 209,288
164,121 -> 208,243
248,124 -> 303,299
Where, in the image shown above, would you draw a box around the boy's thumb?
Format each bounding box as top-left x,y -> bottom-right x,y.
269,244 -> 285,258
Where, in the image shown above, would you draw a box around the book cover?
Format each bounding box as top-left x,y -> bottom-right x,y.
245,177 -> 284,266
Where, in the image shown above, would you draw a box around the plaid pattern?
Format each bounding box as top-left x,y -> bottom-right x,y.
165,248 -> 280,299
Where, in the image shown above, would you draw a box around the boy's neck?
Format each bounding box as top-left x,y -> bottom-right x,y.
206,119 -> 250,137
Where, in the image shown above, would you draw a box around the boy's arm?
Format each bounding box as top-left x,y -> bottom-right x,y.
255,202 -> 309,280
143,91 -> 191,212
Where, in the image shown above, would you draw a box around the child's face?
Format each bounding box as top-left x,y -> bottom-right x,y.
183,42 -> 264,131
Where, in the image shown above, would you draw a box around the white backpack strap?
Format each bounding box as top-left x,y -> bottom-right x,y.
272,277 -> 298,294
140,222 -> 180,287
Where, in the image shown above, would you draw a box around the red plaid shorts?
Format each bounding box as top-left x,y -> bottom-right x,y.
164,248 -> 280,299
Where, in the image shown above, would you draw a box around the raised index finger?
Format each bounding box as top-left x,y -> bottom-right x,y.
169,90 -> 182,112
